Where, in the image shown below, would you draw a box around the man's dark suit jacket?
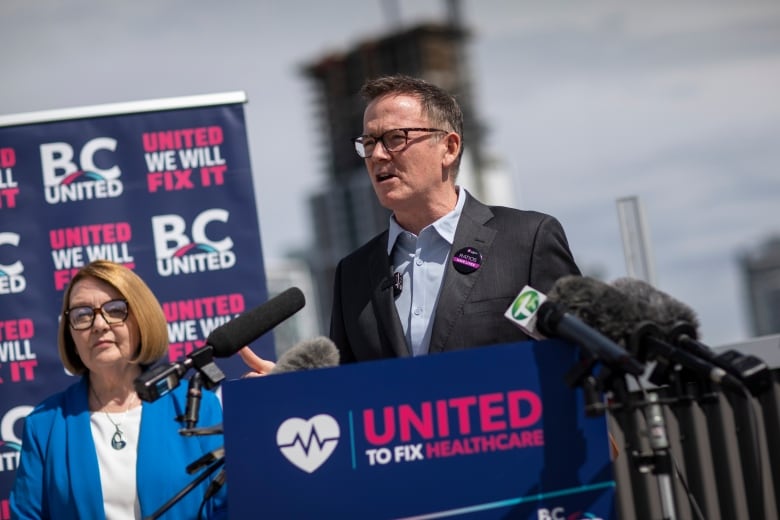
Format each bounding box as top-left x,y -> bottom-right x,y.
330,192 -> 581,363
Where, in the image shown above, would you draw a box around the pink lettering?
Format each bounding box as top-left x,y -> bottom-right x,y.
10,359 -> 37,382
478,392 -> 507,432
507,390 -> 542,429
0,188 -> 19,208
161,294 -> 245,321
436,400 -> 450,437
449,396 -> 477,435
0,147 -> 15,168
49,222 -> 133,249
398,403 -> 434,441
364,407 -> 395,445
0,319 -> 34,341
168,341 -> 205,360
142,126 -> 224,152
362,390 -> 544,446
54,268 -> 81,291
200,165 -> 227,186
424,430 -> 545,460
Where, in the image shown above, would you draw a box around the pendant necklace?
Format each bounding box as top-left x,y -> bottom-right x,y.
90,385 -> 135,450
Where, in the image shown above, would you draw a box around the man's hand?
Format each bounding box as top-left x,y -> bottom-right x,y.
238,346 -> 276,377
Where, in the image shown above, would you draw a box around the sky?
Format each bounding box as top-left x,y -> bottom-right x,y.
2,0 -> 779,347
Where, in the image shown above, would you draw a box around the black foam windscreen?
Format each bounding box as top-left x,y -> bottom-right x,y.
612,277 -> 700,335
547,275 -> 644,346
206,287 -> 305,358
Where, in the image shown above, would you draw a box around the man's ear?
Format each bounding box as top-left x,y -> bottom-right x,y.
441,132 -> 461,169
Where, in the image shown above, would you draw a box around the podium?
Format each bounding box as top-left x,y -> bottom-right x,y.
222,340 -> 616,519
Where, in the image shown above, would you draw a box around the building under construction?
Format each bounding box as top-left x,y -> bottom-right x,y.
302,18 -> 490,329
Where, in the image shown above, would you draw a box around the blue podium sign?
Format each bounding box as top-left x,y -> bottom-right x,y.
222,340 -> 615,519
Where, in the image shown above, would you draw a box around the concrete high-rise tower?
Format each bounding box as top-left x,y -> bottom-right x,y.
301,12 -> 497,328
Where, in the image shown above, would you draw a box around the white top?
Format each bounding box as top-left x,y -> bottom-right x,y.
90,406 -> 142,520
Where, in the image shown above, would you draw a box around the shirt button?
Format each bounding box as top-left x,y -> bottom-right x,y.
415,258 -> 423,266
413,308 -> 422,316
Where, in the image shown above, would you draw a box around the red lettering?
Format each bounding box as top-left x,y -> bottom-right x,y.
208,126 -> 223,145
168,341 -> 202,361
0,147 -> 15,168
0,319 -> 34,341
115,222 -> 132,242
142,126 -> 225,152
54,268 -> 81,291
478,392 -> 507,432
10,360 -> 37,382
398,403 -> 434,441
19,318 -> 35,339
19,318 -> 34,338
50,223 -> 133,248
507,390 -> 542,429
448,396 -> 477,435
173,169 -> 194,189
0,188 -> 19,208
363,389 -> 543,447
436,400 -> 450,437
1,497 -> 11,519
162,294 -> 245,321
168,342 -> 186,360
363,407 -> 395,445
200,165 -> 227,186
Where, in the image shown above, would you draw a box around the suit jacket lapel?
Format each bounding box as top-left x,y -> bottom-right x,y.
429,195 -> 496,352
367,234 -> 410,357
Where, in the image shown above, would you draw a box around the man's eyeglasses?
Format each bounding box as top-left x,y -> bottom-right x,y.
65,299 -> 129,330
352,128 -> 447,158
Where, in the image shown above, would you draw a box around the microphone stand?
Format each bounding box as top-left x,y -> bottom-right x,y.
565,351 -> 680,520
623,325 -> 683,520
145,371 -> 226,519
632,390 -> 677,520
144,455 -> 225,520
180,372 -> 204,430
564,353 -> 608,417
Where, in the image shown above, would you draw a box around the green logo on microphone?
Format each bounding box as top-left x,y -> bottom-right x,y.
511,290 -> 541,320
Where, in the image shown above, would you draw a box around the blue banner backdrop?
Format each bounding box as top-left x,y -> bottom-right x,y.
223,340 -> 616,519
0,93 -> 270,515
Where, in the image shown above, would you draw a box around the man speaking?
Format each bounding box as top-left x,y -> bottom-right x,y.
330,75 -> 581,362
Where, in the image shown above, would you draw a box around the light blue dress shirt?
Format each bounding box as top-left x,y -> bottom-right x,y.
387,187 -> 467,356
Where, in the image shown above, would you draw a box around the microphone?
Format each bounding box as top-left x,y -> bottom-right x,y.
202,467 -> 227,503
206,287 -> 306,358
186,447 -> 225,474
381,272 -> 403,296
270,336 -> 340,374
536,305 -> 645,376
544,275 -> 743,391
135,287 -> 306,402
612,277 -> 770,394
504,282 -> 645,375
561,275 -> 743,390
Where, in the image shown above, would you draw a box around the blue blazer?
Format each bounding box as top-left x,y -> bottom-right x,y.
10,377 -> 228,519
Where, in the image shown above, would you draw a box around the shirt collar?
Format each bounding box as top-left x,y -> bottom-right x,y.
387,187 -> 467,255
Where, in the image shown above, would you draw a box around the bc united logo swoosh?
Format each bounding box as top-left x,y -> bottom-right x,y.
276,415 -> 340,473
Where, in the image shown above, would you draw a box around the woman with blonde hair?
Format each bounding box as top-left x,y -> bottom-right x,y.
11,260 -> 227,519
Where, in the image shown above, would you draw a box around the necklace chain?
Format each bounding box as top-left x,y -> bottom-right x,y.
90,385 -> 136,450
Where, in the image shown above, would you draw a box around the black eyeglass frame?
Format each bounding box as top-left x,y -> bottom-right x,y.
352,127 -> 448,158
64,299 -> 129,330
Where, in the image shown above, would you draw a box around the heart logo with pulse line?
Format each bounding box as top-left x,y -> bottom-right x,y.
276,414 -> 340,473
